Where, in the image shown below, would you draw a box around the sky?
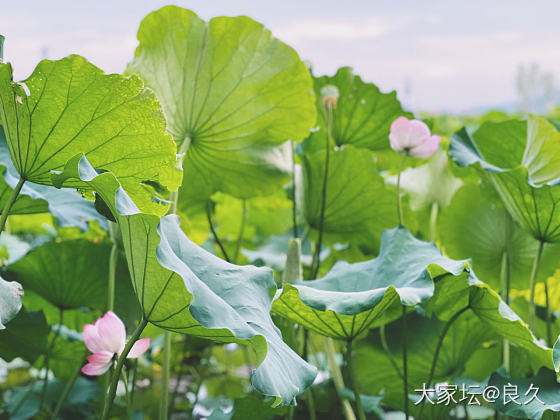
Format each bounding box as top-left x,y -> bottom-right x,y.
1,0 -> 559,113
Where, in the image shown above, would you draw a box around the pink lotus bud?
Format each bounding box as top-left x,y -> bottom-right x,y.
389,116 -> 440,159
81,311 -> 150,376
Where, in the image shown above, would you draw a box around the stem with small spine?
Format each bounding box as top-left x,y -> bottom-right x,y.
101,318 -> 148,420
346,339 -> 366,420
310,103 -> 333,279
234,199 -> 246,263
529,240 -> 545,332
396,155 -> 406,226
417,305 -> 470,419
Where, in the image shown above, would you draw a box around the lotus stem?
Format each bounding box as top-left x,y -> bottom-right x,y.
40,308 -> 64,409
417,305 -> 470,419
545,278 -> 552,347
324,337 -> 356,420
234,199 -> 247,263
396,155 -> 406,226
402,306 -> 409,420
159,330 -> 172,420
291,140 -> 299,238
529,240 -> 545,333
50,350 -> 87,420
206,200 -> 231,262
310,103 -> 333,279
122,369 -> 132,420
101,317 -> 148,420
429,201 -> 438,242
500,251 -> 510,372
0,176 -> 25,234
346,339 -> 366,420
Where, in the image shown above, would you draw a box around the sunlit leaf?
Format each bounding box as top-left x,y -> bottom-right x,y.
450,116 -> 560,242
0,55 -> 181,215
305,67 -> 411,168
438,183 -> 560,290
273,225 -> 468,339
52,154 -> 317,406
127,6 -> 316,201
302,145 -> 401,250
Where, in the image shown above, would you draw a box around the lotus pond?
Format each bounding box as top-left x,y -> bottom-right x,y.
1,5 -> 560,420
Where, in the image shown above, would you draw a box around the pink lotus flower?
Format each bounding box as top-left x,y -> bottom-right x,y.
81,311 -> 150,376
389,116 -> 440,159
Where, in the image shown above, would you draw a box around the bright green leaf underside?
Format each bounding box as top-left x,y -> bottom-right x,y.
273,225 -> 469,339
438,183 -> 560,290
308,67 -> 411,152
52,153 -> 316,406
127,6 -> 316,200
450,116 -> 560,242
302,145 -> 400,251
0,55 -> 181,215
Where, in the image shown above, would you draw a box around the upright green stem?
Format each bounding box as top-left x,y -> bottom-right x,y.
310,104 -> 333,279
160,331 -> 172,420
324,337 -> 357,420
379,323 -> 403,379
346,340 -> 366,420
544,278 -> 552,347
0,176 -> 25,234
101,318 -> 148,420
234,199 -> 246,263
417,305 -> 470,419
396,155 -> 406,226
291,140 -> 299,239
401,306 -> 409,420
122,369 -> 132,420
40,308 -> 63,409
50,351 -> 88,420
500,251 -> 510,372
206,200 -> 231,262
429,202 -> 439,242
302,330 -> 317,420
529,240 -> 545,332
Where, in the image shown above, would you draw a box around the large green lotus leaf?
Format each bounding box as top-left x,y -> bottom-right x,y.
449,116 -> 560,242
126,6 -> 316,200
0,275 -> 23,329
0,127 -> 108,229
0,55 -> 181,215
305,67 -> 411,167
51,154 -> 316,406
0,308 -> 49,362
353,311 -> 492,418
4,378 -> 98,420
438,183 -> 560,290
6,239 -> 141,322
272,225 -> 469,339
488,368 -> 560,419
302,145 -> 402,250
425,270 -> 552,370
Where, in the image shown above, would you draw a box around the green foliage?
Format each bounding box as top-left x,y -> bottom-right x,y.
127,5 -> 316,202
53,154 -> 317,406
273,225 -> 469,338
1,7 -> 559,420
0,55 -> 181,215
450,116 -> 560,242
